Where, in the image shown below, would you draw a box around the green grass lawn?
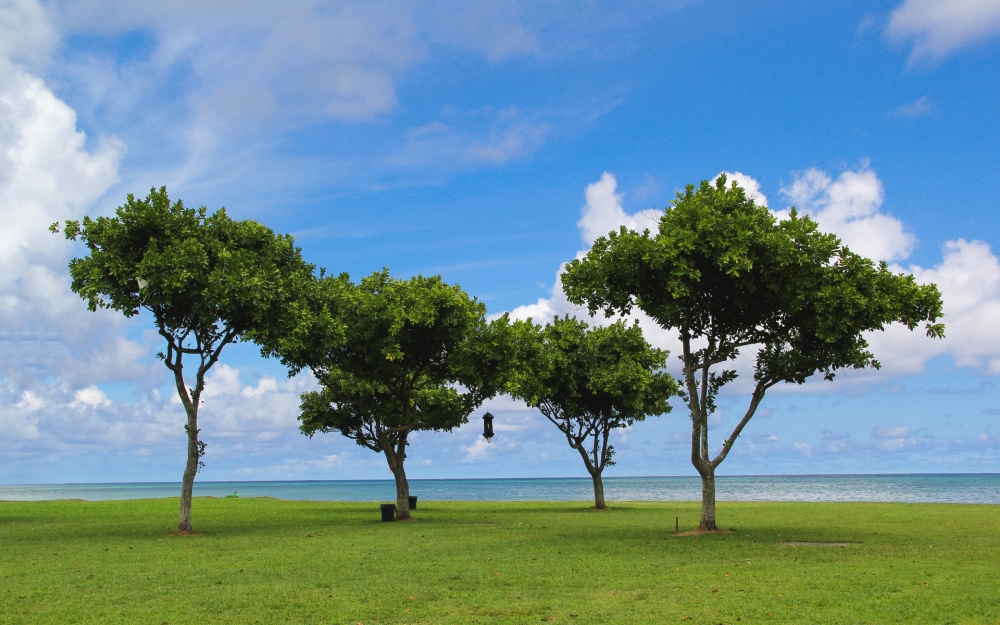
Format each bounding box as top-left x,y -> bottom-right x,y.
1,497 -> 998,624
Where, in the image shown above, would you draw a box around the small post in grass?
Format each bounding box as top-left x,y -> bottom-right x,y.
676,517 -> 679,534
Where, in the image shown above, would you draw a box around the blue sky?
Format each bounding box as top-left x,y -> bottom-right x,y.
1,0 -> 1000,484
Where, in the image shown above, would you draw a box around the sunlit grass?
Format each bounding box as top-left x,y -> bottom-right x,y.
1,497 -> 998,624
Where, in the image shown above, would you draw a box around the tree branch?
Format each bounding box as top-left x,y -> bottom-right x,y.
710,378 -> 777,468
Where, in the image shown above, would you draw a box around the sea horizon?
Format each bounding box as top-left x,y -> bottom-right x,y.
2,473 -> 998,504
2,471 -> 999,486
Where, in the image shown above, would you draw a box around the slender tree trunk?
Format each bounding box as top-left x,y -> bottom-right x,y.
698,467 -> 717,530
178,404 -> 200,533
589,469 -> 607,510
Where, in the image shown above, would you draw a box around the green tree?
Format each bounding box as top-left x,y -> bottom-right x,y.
284,270 -> 519,520
562,176 -> 944,530
510,316 -> 676,509
54,187 -> 315,534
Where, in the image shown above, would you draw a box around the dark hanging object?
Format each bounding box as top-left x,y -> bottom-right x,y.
483,412 -> 495,443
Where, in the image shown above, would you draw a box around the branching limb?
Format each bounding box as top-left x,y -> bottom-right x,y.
710,378 -> 779,468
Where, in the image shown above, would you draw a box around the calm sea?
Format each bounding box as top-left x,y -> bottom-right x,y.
0,474 -> 998,504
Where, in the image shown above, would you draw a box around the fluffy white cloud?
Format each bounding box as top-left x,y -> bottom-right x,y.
510,172 -> 664,329
0,15 -> 183,468
0,57 -> 151,387
779,165 -> 914,262
887,0 -> 1000,61
715,171 -> 769,207
907,239 -> 1000,373
577,172 -> 663,245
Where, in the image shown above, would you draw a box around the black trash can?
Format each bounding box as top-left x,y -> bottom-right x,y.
409,495 -> 418,510
379,503 -> 396,522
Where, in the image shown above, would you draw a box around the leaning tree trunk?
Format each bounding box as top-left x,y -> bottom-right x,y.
178,402 -> 200,533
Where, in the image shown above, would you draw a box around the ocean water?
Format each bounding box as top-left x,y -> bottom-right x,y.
0,474 -> 998,504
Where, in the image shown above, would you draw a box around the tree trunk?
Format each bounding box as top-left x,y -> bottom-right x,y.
391,460 -> 410,520
572,439 -> 607,509
589,469 -> 607,510
698,468 -> 717,531
383,431 -> 411,520
178,404 -> 200,533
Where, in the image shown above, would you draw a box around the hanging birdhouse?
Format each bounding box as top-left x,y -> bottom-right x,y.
482,412 -> 495,443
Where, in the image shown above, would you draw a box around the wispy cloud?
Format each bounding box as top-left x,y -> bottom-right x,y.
886,0 -> 1000,63
891,95 -> 935,118
389,108 -> 551,169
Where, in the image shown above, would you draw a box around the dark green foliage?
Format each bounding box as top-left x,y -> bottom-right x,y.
57,188 -> 314,346
54,187 -> 316,532
510,316 -> 677,507
283,269 -> 524,518
562,176 -> 945,528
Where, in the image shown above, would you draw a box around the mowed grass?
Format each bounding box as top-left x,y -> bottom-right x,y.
1,498 -> 999,624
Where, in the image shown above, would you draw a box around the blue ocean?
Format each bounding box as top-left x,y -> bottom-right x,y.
0,474 -> 997,504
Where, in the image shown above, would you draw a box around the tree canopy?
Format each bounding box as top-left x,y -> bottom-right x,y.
509,316 -> 676,508
562,176 -> 944,529
55,186 -> 315,533
284,269 -> 522,519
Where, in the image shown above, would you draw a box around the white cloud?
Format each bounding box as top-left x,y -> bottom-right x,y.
0,0 -> 58,70
0,25 -> 188,465
510,173 -> 669,337
201,364 -> 243,399
15,390 -> 45,412
907,239 -> 1000,373
887,0 -> 1000,61
422,1 -> 542,62
53,1 -> 425,124
779,165 -> 914,262
462,437 -> 492,462
462,118 -> 550,164
793,442 -> 812,456
73,386 -> 111,409
892,95 -> 935,118
578,172 -> 663,245
390,108 -> 551,169
0,17 -> 339,477
873,425 -> 912,439
799,237 -> 1000,380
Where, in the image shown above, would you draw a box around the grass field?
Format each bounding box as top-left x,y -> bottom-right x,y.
1,497 -> 998,624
